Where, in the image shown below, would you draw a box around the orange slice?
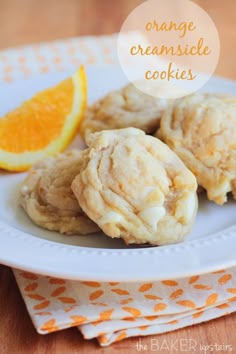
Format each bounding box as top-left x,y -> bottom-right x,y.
0,66 -> 87,171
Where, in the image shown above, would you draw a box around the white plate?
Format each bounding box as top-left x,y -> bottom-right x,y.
0,64 -> 236,282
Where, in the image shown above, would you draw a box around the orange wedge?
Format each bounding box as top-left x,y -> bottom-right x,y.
0,66 -> 87,171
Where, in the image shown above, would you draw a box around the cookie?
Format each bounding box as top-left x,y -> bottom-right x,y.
20,150 -> 99,235
158,93 -> 236,205
72,128 -> 198,245
80,83 -> 168,143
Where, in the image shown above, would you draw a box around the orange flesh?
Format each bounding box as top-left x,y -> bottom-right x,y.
0,79 -> 73,152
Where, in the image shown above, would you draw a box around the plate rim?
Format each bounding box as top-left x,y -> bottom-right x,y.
1,219 -> 236,281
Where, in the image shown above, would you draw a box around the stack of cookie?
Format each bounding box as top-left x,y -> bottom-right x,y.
80,84 -> 236,206
20,84 -> 236,246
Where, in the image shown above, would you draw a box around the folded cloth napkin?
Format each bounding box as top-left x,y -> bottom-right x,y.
13,268 -> 236,346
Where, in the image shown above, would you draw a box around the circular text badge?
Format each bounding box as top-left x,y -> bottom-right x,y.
117,0 -> 220,99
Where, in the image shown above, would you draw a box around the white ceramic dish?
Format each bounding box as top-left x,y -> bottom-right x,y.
0,63 -> 236,282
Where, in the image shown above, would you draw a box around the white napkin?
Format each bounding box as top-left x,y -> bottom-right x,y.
14,268 -> 236,346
